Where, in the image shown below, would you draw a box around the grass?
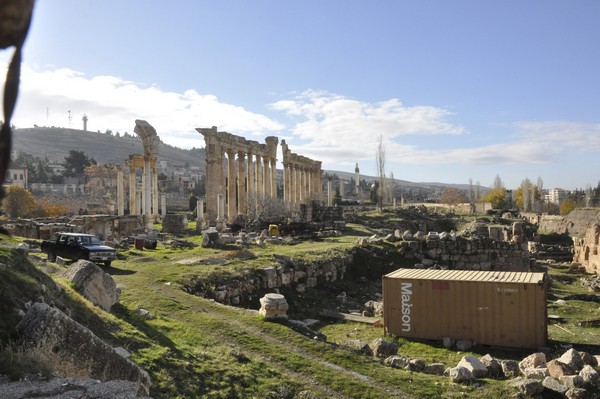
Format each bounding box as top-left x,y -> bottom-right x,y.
1,213 -> 599,398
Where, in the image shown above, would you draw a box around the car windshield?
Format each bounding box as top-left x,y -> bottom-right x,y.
77,236 -> 103,245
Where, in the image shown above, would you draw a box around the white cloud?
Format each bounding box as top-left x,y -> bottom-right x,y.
7,62 -> 284,148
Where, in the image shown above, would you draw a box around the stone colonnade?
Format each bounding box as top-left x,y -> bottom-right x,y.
281,139 -> 322,210
115,120 -> 161,225
197,126 -> 279,225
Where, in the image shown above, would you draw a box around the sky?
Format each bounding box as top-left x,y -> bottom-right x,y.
2,0 -> 600,190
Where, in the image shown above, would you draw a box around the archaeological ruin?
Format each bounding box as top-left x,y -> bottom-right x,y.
198,127 -> 323,228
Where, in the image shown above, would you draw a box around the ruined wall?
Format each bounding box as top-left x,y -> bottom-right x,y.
540,208 -> 600,236
573,224 -> 600,274
538,214 -> 565,233
393,236 -> 531,272
183,252 -> 353,305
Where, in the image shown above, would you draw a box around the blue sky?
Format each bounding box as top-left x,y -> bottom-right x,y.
2,0 -> 600,189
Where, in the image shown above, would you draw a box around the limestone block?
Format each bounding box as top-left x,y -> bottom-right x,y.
547,359 -> 576,378
383,355 -> 407,368
542,376 -> 568,395
523,367 -> 549,380
457,355 -> 488,378
579,364 -> 599,387
480,354 -> 503,378
509,378 -> 544,396
262,267 -> 278,288
519,352 -> 547,373
501,360 -> 520,378
62,260 -> 119,311
448,366 -> 474,384
370,338 -> 398,358
422,363 -> 446,376
16,303 -> 151,395
559,375 -> 585,389
558,348 -> 584,372
565,387 -> 590,399
259,293 -> 288,320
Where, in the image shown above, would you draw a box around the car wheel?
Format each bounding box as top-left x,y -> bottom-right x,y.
104,261 -> 112,267
48,251 -> 56,262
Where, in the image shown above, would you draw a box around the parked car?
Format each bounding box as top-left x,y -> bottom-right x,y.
41,232 -> 117,267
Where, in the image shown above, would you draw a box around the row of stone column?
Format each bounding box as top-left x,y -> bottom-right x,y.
198,127 -> 279,224
114,156 -> 159,224
281,139 -> 323,209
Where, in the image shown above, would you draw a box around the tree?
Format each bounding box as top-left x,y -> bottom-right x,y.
468,178 -> 474,203
560,197 -> 576,215
2,184 -> 35,218
480,187 -> 507,209
63,150 -> 96,177
492,175 -> 504,189
375,134 -> 386,212
440,188 -> 467,206
515,178 -> 541,211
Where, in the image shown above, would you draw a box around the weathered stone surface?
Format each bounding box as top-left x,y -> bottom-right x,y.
383,355 -> 408,369
579,351 -> 596,366
519,352 -> 547,373
448,366 -> 474,384
542,376 -> 569,395
406,358 -> 426,372
342,340 -> 373,356
62,260 -> 119,311
547,359 -> 576,378
559,375 -> 585,389
501,360 -> 520,378
480,354 -> 503,378
0,377 -> 153,399
558,348 -> 584,372
457,355 -> 488,378
573,223 -> 600,274
523,367 -> 548,380
258,293 -> 288,320
370,338 -> 398,358
422,363 -> 446,376
579,364 -> 599,387
565,387 -> 590,399
16,303 -> 151,395
509,378 -> 544,396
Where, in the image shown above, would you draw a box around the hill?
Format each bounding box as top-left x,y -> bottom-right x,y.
12,127 -> 205,170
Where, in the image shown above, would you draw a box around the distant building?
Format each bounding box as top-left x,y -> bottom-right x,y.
546,188 -> 567,205
6,163 -> 27,188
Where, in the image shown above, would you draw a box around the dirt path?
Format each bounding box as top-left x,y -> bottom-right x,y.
152,282 -> 414,399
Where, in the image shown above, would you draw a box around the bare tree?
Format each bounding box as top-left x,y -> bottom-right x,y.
492,174 -> 504,189
468,178 -> 474,203
375,134 -> 386,212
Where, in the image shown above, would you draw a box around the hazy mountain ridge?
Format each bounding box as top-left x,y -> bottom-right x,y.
13,127 -> 475,189
12,127 -> 204,170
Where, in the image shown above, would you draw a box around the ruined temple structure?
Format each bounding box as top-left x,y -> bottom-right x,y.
280,139 -> 323,210
116,120 -> 160,226
198,127 -> 323,227
198,127 -> 278,226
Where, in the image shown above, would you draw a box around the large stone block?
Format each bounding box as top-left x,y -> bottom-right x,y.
16,303 -> 151,395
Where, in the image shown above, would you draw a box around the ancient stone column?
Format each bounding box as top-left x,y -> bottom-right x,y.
117,166 -> 124,216
270,157 -> 277,199
237,150 -> 246,215
227,149 -> 236,222
161,194 -> 166,217
299,167 -> 305,202
255,155 -> 263,198
143,157 -> 152,226
262,155 -> 270,198
247,151 -> 254,199
327,177 -> 332,207
198,127 -> 221,224
216,194 -> 226,231
196,199 -> 204,231
283,163 -> 290,204
152,164 -> 159,219
128,164 -> 136,215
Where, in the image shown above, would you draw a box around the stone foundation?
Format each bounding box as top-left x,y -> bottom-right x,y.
573,224 -> 600,274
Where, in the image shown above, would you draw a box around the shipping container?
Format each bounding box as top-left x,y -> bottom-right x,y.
383,269 -> 547,349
